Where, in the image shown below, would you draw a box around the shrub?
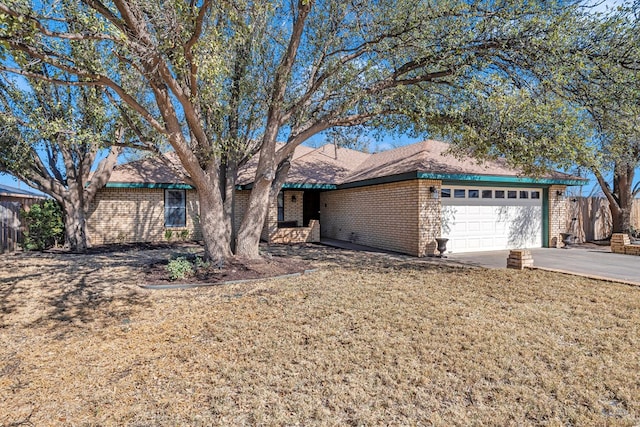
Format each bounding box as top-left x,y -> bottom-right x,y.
194,255 -> 210,270
164,229 -> 173,240
21,200 -> 64,251
166,256 -> 193,281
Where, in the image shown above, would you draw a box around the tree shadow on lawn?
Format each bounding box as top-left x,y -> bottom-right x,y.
42,267 -> 151,334
0,252 -> 153,334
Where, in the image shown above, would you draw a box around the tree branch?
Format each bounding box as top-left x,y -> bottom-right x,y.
184,0 -> 211,96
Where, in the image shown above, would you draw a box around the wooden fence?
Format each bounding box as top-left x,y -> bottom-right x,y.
0,201 -> 22,253
0,198 -> 43,253
565,197 -> 640,242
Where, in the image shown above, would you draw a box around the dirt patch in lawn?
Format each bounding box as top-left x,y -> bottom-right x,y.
2,244 -> 640,426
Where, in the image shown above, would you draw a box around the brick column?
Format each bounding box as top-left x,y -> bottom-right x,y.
611,233 -> 630,254
261,198 -> 278,242
418,180 -> 442,257
548,185 -> 567,248
309,219 -> 320,242
507,249 -> 534,269
283,190 -> 304,225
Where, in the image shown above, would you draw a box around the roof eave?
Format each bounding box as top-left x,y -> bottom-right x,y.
104,182 -> 195,189
339,172 -> 588,189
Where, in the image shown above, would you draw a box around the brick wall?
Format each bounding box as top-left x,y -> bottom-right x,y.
284,191 -> 304,225
320,180 -> 426,256
548,185 -> 568,248
234,190 -> 250,235
87,188 -> 201,245
270,219 -> 320,244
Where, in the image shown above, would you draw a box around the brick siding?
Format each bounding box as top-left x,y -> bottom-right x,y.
320,180 -> 441,257
86,188 -> 201,245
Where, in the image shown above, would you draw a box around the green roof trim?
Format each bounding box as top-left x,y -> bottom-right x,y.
105,182 -> 195,189
338,171 -> 587,189
418,172 -> 587,186
107,172 -> 586,191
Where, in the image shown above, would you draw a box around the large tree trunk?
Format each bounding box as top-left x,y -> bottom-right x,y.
610,202 -> 632,234
595,163 -> 635,235
61,196 -> 88,253
235,177 -> 273,258
198,185 -> 233,263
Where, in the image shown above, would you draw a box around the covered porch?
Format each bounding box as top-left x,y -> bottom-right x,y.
263,189 -> 323,244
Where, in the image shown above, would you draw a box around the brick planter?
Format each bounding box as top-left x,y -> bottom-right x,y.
611,233 -> 640,256
507,249 -> 534,270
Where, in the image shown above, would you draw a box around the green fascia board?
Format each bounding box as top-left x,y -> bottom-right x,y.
108,172 -> 585,191
418,172 -> 588,186
105,182 -> 195,190
339,171 -> 586,190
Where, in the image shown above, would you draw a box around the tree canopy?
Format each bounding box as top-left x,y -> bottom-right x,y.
446,3 -> 640,233
0,0 -> 589,259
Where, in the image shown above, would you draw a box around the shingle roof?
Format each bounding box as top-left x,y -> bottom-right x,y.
108,153 -> 188,184
0,183 -> 46,198
236,144 -> 370,186
345,140 -> 576,184
106,140 -> 584,187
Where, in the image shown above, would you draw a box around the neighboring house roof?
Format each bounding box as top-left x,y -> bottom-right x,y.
105,140 -> 587,189
0,184 -> 46,199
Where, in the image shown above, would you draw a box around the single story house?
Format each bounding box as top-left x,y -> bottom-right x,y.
86,140 -> 586,256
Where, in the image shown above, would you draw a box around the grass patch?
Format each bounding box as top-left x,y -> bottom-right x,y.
1,246 -> 639,425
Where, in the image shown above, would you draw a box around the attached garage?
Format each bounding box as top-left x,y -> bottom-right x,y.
441,186 -> 543,253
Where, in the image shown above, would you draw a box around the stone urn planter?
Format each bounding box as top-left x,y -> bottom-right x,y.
560,233 -> 575,248
435,237 -> 449,258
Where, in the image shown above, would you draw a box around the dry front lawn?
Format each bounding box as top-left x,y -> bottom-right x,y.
1,244 -> 639,426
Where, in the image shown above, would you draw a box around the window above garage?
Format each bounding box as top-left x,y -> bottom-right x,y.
441,187 -> 541,200
441,186 -> 543,207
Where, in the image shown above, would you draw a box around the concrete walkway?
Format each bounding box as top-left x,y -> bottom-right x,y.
448,246 -> 640,286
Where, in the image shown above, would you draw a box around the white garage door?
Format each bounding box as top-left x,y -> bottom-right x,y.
441,186 -> 543,253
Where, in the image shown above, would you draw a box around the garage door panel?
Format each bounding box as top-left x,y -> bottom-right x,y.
441,186 -> 542,253
466,221 -> 482,233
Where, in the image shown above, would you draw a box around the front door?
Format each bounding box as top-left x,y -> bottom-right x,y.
303,191 -> 321,227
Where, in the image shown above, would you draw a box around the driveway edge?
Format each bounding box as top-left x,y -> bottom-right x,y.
527,266 -> 640,288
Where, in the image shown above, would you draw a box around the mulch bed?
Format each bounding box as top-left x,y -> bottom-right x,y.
143,254 -> 311,285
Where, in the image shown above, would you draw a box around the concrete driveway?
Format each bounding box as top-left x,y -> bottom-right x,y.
448,245 -> 640,285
